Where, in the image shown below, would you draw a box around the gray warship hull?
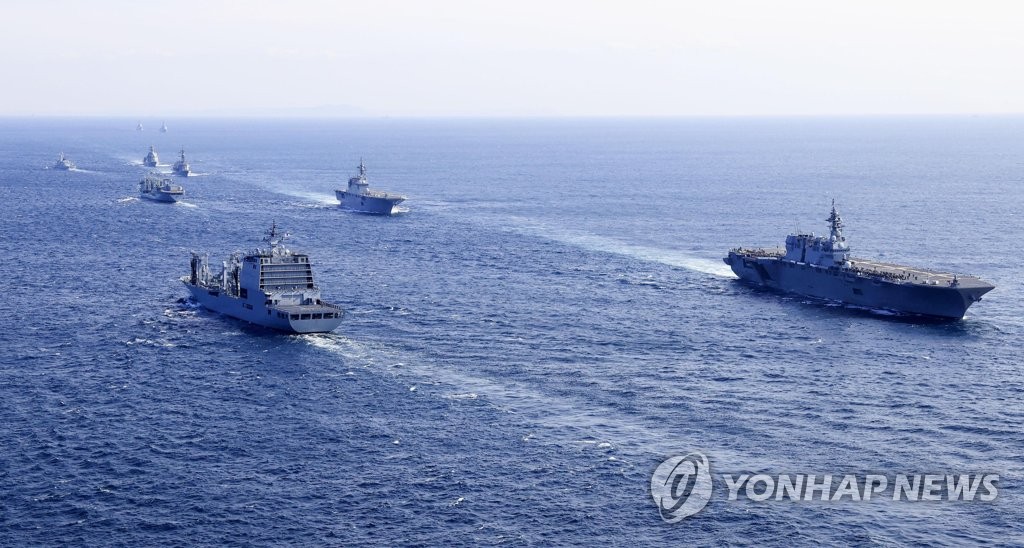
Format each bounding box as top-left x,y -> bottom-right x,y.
52,153 -> 75,170
140,191 -> 181,203
184,283 -> 343,334
335,190 -> 404,215
724,251 -> 994,319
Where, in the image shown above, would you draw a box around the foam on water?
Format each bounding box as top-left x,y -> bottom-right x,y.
301,332 -> 751,463
278,189 -> 337,204
507,218 -> 736,277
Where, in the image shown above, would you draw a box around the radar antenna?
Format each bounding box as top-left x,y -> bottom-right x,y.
264,221 -> 289,248
827,199 -> 845,241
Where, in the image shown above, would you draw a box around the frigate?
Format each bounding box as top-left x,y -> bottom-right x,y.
172,148 -> 191,176
160,121 -> 168,133
182,224 -> 344,334
335,161 -> 406,215
52,152 -> 75,170
724,202 -> 994,319
143,146 -> 159,167
139,174 -> 184,202
136,121 -> 144,131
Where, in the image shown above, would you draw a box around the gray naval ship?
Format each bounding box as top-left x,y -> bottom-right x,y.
139,174 -> 184,202
336,161 -> 406,215
172,148 -> 191,176
143,146 -> 159,167
183,224 -> 344,334
724,202 -> 994,319
52,152 -> 75,170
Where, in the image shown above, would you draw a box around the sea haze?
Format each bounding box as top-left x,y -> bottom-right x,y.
0,116 -> 1021,545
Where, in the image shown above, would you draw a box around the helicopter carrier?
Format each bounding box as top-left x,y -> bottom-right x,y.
724,202 -> 994,319
183,224 -> 344,333
336,161 -> 406,215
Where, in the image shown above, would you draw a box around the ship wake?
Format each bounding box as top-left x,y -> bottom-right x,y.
277,189 -> 338,205
299,332 -> 732,461
507,219 -> 736,278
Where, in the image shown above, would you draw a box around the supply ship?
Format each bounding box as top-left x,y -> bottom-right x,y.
139,174 -> 184,202
183,224 -> 344,333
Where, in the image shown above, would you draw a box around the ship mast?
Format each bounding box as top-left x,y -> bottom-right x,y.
827,199 -> 845,242
263,221 -> 290,254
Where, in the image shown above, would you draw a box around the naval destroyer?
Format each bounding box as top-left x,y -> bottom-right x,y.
335,161 -> 406,215
724,202 -> 994,319
52,152 -> 75,170
139,174 -> 184,202
143,146 -> 159,167
172,148 -> 191,176
182,224 -> 344,333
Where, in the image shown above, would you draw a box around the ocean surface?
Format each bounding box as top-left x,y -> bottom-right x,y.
1,117 -> 1022,545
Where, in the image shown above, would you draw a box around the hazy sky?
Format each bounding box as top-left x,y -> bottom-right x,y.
4,0 -> 1024,117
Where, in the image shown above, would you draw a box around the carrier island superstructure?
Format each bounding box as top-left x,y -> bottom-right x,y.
724,202 -> 994,319
183,224 -> 344,333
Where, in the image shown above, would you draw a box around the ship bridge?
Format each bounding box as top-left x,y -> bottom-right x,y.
242,254 -> 315,292
783,201 -> 851,268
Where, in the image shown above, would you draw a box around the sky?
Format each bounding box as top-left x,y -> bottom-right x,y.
4,0 -> 1024,117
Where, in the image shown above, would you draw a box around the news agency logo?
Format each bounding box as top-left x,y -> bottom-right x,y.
651,452 -> 999,522
650,452 -> 713,523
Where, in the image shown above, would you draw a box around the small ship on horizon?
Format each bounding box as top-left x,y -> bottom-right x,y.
336,161 -> 406,215
724,202 -> 994,319
182,224 -> 344,334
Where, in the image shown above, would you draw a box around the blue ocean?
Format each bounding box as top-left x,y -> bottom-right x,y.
1,117 -> 1021,545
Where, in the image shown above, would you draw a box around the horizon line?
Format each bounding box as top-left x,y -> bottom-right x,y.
1,112 -> 1022,120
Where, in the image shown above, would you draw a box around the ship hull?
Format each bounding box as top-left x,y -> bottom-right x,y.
724,253 -> 993,319
185,284 -> 342,334
141,192 -> 180,203
335,190 -> 404,215
143,161 -> 158,167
